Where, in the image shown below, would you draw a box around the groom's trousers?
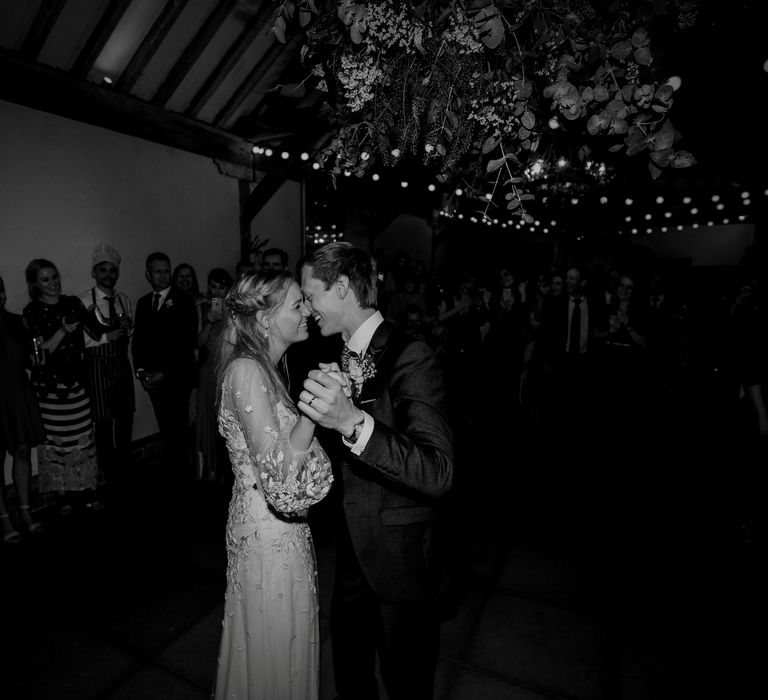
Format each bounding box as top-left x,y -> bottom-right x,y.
331,517 -> 441,700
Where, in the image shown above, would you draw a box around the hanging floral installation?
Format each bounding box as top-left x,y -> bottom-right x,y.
272,0 -> 698,222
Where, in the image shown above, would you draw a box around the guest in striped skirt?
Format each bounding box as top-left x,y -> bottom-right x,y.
23,259 -> 98,514
79,243 -> 135,500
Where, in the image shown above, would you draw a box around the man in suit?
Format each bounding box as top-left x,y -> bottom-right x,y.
131,252 -> 197,481
299,242 -> 454,700
538,266 -> 604,448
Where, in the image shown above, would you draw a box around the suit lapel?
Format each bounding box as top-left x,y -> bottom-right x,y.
356,320 -> 391,404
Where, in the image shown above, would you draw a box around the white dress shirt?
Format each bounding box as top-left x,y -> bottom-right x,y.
79,286 -> 133,349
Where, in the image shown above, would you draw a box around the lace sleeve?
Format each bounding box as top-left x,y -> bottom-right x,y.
227,359 -> 333,514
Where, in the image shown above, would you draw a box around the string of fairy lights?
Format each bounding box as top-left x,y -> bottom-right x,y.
252,145 -> 765,239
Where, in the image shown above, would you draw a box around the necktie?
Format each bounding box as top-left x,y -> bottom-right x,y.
569,297 -> 581,354
341,346 -> 359,373
106,295 -> 117,323
152,293 -> 161,313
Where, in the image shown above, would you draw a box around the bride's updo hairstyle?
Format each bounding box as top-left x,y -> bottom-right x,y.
217,269 -> 294,406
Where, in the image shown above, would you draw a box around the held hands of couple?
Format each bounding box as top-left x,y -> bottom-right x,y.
298,363 -> 360,435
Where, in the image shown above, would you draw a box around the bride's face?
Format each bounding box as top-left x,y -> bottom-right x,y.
272,281 -> 310,346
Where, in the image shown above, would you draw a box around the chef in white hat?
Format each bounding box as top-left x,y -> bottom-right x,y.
78,243 -> 135,504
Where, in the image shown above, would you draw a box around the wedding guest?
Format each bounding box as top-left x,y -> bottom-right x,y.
195,267 -> 233,483
385,273 -> 427,326
550,269 -> 565,298
538,266 -> 604,448
645,272 -> 680,389
260,247 -> 289,271
300,242 -> 454,700
213,270 -> 333,699
593,273 -> 648,444
132,252 -> 198,482
173,262 -> 206,333
487,265 -> 528,422
381,249 -> 411,312
235,259 -> 256,279
23,259 -> 99,514
78,243 -> 135,500
0,275 -> 46,542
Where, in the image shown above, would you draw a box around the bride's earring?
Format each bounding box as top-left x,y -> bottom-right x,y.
262,323 -> 269,338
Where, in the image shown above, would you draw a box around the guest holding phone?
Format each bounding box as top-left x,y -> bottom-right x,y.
195,267 -> 233,483
23,259 -> 99,515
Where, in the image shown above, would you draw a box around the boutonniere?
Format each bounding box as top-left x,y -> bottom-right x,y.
348,352 -> 376,383
342,347 -> 377,395
164,299 -> 174,309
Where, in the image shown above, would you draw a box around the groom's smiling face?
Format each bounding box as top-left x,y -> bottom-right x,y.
301,266 -> 342,337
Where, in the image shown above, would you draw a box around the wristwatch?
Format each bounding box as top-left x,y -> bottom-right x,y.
348,412 -> 366,443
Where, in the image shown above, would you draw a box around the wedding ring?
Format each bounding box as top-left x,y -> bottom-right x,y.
309,396 -> 316,407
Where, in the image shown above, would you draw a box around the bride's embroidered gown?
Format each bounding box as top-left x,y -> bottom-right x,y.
213,358 -> 333,700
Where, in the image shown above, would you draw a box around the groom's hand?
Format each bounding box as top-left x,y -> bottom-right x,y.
299,369 -> 360,434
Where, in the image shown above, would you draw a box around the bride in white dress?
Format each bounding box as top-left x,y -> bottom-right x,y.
213,270 -> 334,700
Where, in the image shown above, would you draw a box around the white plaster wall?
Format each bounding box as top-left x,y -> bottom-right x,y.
0,100 -> 302,483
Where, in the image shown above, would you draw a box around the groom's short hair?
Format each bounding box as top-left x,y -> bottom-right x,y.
305,242 -> 378,309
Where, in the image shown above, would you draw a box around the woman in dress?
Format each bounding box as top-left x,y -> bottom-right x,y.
0,275 -> 46,543
195,267 -> 233,483
173,262 -> 207,333
22,259 -> 99,514
213,270 -> 333,700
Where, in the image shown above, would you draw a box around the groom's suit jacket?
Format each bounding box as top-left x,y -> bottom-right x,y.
332,320 -> 454,603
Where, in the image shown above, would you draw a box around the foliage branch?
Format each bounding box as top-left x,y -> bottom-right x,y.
272,0 -> 698,221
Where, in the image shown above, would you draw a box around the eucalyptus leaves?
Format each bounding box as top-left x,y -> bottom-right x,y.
272,0 -> 697,221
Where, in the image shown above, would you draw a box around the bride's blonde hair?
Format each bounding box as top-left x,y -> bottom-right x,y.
216,269 -> 294,408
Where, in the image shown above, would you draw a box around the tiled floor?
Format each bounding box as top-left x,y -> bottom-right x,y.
2,386 -> 762,699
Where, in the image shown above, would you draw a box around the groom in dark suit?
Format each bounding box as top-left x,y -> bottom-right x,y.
299,242 -> 454,700
131,251 -> 197,481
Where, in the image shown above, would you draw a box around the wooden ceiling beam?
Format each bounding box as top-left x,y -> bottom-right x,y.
114,0 -> 189,93
243,157 -> 298,223
152,0 -> 239,108
0,49 -> 256,170
242,129 -> 332,221
184,2 -> 273,120
214,33 -> 301,129
71,0 -> 133,78
20,0 -> 68,60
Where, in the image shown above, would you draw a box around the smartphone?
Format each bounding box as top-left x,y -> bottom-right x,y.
502,288 -> 513,303
211,297 -> 223,316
